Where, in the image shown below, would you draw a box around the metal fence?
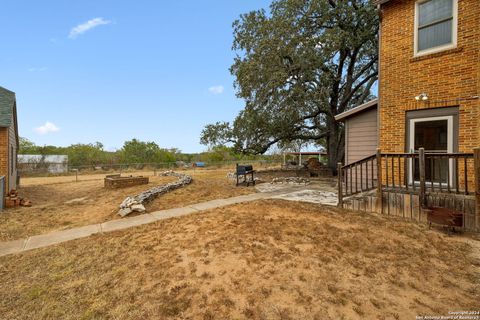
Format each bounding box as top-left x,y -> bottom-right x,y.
18,160 -> 282,180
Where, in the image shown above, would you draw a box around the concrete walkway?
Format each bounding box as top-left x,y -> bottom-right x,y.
0,188 -> 306,258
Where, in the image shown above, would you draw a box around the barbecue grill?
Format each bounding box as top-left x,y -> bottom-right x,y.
236,164 -> 256,186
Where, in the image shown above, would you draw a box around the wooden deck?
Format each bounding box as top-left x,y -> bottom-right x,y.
338,148 -> 480,232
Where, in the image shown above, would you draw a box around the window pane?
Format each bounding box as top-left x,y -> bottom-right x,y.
413,119 -> 449,183
414,120 -> 448,152
418,19 -> 452,51
419,0 -> 453,26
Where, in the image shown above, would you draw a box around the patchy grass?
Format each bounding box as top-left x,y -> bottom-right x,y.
0,200 -> 478,319
146,169 -> 255,211
0,168 -> 253,241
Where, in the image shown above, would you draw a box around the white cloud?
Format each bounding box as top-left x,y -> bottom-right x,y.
28,67 -> 48,72
68,17 -> 111,39
34,122 -> 60,135
208,85 -> 224,95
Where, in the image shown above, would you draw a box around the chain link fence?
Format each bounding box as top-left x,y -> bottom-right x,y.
18,159 -> 282,183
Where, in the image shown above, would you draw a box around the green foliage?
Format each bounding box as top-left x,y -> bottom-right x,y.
118,139 -> 176,164
18,137 -> 278,168
18,137 -> 177,167
64,143 -> 110,167
201,0 -> 379,170
19,137 -> 37,154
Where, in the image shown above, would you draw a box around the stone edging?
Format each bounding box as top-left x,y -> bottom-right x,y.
118,171 -> 192,217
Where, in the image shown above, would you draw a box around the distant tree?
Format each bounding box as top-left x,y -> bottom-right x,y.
19,137 -> 38,154
36,145 -> 64,156
201,0 -> 378,171
119,139 -> 176,164
65,143 -> 106,167
199,146 -> 236,163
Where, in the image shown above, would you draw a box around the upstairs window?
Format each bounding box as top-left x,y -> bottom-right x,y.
415,0 -> 457,56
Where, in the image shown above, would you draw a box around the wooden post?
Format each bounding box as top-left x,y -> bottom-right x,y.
72,169 -> 78,183
337,162 -> 343,208
419,148 -> 426,208
474,147 -> 480,232
376,149 -> 383,213
236,163 -> 239,187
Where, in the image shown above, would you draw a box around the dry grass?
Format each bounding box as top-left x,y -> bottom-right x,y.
0,168 -> 253,241
146,169 -> 254,211
0,200 -> 478,319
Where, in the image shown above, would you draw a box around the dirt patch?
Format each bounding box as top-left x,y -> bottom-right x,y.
0,169 -> 254,241
0,200 -> 477,319
144,169 -> 254,212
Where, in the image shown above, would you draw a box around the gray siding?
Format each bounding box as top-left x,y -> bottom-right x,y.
345,108 -> 378,165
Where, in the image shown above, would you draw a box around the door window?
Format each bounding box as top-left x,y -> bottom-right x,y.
409,116 -> 453,185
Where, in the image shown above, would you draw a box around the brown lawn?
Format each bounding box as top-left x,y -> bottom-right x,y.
0,168 -> 253,241
0,200 -> 478,319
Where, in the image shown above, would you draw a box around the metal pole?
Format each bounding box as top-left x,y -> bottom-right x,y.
337,162 -> 343,208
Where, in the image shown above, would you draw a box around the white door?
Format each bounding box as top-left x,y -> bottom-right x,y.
408,116 -> 454,186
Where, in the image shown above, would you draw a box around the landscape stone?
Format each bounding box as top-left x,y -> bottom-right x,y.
118,171 -> 193,217
131,204 -> 146,212
118,207 -> 133,217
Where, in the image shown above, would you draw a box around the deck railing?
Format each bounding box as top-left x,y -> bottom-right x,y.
338,154 -> 377,199
381,151 -> 474,195
338,148 -> 480,209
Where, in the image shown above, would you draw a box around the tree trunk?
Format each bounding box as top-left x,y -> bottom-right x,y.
326,116 -> 344,175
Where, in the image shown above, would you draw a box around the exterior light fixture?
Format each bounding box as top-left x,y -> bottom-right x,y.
415,93 -> 429,101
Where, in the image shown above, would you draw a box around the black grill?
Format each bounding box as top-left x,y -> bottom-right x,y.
236,165 -> 253,174
235,163 -> 255,186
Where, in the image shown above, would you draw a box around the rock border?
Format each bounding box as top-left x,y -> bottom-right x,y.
271,177 -> 310,185
118,171 -> 193,217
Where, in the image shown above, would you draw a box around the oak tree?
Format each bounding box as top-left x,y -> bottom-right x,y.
201,0 -> 378,171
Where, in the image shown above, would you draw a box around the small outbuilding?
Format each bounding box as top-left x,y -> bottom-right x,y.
282,151 -> 327,167
335,99 -> 378,165
18,155 -> 69,174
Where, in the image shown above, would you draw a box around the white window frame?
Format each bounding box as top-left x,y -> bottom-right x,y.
408,116 -> 454,186
413,0 -> 458,57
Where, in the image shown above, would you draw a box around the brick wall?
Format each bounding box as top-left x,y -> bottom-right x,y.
8,116 -> 17,192
0,128 -> 8,194
379,0 -> 480,154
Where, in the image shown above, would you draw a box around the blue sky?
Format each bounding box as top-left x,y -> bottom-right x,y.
0,1 -> 271,152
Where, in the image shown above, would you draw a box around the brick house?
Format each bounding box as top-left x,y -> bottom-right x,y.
338,0 -> 479,165
335,0 -> 479,230
377,0 -> 479,163
0,86 -> 19,202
